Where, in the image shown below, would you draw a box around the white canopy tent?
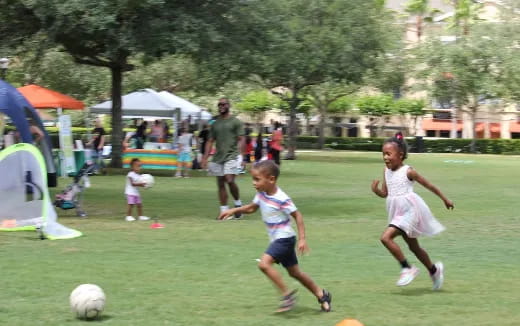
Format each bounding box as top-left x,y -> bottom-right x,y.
158,91 -> 212,121
89,88 -> 211,121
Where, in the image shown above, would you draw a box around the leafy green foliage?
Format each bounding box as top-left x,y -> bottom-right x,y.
234,90 -> 280,118
356,94 -> 395,117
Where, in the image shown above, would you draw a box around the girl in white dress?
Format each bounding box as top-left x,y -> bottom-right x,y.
371,133 -> 454,290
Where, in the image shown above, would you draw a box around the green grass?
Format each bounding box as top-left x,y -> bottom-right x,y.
1,151 -> 519,326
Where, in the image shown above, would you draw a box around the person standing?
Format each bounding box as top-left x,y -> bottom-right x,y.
201,98 -> 245,219
270,121 -> 283,166
87,118 -> 106,174
175,127 -> 194,178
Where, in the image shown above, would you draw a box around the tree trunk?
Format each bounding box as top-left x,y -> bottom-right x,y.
470,109 -> 477,153
285,89 -> 300,160
318,107 -> 326,149
109,65 -> 124,168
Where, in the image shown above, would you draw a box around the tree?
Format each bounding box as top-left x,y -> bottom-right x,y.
416,26 -> 502,151
356,94 -> 395,137
303,82 -> 356,148
405,0 -> 441,42
394,98 -> 426,135
26,0 -> 247,167
235,90 -> 280,128
247,0 -> 393,159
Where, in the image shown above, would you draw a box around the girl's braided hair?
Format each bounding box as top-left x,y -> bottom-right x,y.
383,132 -> 408,160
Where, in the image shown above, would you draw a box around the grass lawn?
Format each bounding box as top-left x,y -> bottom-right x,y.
1,151 -> 519,326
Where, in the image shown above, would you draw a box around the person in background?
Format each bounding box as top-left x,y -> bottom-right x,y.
135,121 -> 148,149
269,121 -> 283,166
149,120 -> 164,142
175,127 -> 194,178
87,118 -> 106,174
201,98 -> 245,219
254,131 -> 264,163
125,158 -> 150,222
162,122 -> 170,143
199,124 -> 210,156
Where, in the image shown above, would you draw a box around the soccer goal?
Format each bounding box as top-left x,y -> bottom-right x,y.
0,143 -> 82,239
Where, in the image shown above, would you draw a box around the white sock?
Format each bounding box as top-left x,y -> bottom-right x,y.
234,200 -> 242,206
220,205 -> 229,212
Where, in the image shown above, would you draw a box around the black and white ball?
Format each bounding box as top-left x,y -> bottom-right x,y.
70,284 -> 106,320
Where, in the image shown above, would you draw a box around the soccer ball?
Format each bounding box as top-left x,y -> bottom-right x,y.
140,174 -> 155,188
70,284 -> 106,320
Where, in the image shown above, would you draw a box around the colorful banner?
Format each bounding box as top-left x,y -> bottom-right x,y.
58,114 -> 76,174
123,149 -> 178,170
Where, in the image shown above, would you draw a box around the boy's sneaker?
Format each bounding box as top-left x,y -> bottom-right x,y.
138,216 -> 150,221
318,289 -> 332,312
276,290 -> 297,313
233,205 -> 242,219
125,216 -> 136,222
431,262 -> 444,290
396,265 -> 419,286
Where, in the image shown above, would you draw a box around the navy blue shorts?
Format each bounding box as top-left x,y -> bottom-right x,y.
265,236 -> 298,268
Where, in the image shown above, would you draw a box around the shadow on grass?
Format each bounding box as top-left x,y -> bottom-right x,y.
296,155 -> 381,165
273,305 -> 323,319
391,288 -> 451,296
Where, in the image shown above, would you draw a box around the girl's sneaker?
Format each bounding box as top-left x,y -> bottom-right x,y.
125,216 -> 136,222
396,266 -> 419,286
138,216 -> 150,221
431,262 -> 444,290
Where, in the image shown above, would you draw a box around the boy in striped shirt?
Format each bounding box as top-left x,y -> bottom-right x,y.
218,160 -> 331,313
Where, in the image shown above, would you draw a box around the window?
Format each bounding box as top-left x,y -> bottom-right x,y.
439,130 -> 450,138
426,130 -> 436,137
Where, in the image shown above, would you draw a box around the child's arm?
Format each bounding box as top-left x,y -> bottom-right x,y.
408,168 -> 454,210
290,210 -> 309,255
218,203 -> 258,220
371,169 -> 388,198
130,176 -> 146,187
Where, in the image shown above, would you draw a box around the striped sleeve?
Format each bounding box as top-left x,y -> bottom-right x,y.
281,198 -> 297,214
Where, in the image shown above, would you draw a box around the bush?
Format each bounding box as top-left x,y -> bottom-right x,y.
297,136 -> 520,154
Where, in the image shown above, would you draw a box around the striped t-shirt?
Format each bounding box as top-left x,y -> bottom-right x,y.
253,187 -> 297,242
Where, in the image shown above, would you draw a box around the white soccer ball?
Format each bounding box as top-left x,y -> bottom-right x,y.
70,284 -> 106,320
140,174 -> 155,188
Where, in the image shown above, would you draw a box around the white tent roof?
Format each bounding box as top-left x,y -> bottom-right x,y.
89,89 -> 212,120
158,91 -> 212,120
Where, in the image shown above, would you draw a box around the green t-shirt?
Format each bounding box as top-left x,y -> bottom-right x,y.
209,116 -> 244,164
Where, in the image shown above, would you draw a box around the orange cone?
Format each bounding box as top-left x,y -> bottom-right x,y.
336,319 -> 364,326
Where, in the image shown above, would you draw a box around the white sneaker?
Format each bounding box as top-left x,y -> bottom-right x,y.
396,265 -> 419,286
431,262 -> 444,290
125,216 -> 136,222
138,216 -> 150,221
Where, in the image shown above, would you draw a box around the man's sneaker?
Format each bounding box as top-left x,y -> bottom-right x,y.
125,216 -> 136,222
233,205 -> 242,219
396,265 -> 419,286
138,216 -> 150,221
431,262 -> 444,290
318,289 -> 332,312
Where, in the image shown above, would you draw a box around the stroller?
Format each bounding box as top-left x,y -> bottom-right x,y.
54,161 -> 96,217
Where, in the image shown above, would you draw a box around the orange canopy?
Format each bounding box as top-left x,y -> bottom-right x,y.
17,84 -> 84,110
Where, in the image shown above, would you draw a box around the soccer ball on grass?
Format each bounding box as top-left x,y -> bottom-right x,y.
70,284 -> 106,320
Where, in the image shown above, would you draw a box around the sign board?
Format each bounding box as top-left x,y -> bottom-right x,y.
58,114 -> 76,174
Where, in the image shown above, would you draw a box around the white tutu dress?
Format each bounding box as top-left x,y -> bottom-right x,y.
385,165 -> 445,238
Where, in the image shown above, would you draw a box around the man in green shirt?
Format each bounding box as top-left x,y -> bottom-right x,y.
201,98 -> 245,219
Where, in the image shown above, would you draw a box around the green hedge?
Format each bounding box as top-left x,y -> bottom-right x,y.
296,136 -> 520,154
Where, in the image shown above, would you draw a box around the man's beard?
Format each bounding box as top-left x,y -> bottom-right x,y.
219,107 -> 229,115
